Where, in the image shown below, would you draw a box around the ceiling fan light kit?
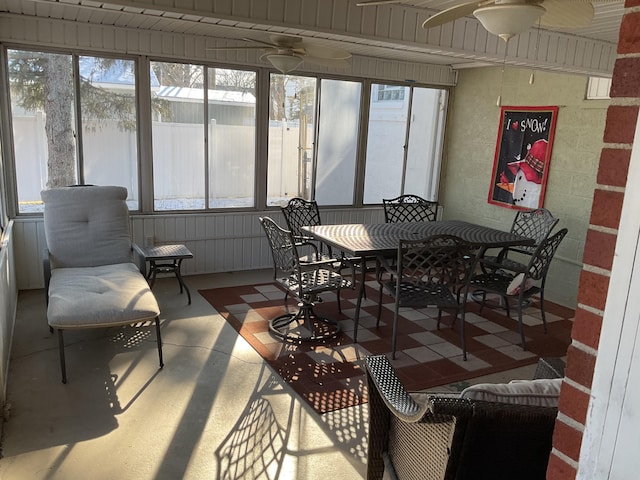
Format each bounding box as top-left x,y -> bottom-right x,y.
473,3 -> 545,42
266,54 -> 304,74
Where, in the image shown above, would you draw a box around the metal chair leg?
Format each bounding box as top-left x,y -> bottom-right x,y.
155,317 -> 164,368
459,310 -> 467,361
58,329 -> 67,384
539,291 -> 548,333
376,285 -> 384,327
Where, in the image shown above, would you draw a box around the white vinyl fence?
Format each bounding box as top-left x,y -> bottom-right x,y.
14,116 -> 307,208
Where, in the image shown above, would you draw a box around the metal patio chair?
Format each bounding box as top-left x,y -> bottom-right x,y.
383,194 -> 438,223
470,228 -> 568,350
281,196 -> 359,289
480,208 -> 558,274
281,197 -> 335,261
375,234 -> 478,360
259,216 -> 352,342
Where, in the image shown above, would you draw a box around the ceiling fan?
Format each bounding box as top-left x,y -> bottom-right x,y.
357,0 -> 595,42
206,35 -> 352,74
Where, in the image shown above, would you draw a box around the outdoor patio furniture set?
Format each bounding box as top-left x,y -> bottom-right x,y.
40,187 -> 566,480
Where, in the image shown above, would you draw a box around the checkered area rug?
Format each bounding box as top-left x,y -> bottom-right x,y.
199,279 -> 573,414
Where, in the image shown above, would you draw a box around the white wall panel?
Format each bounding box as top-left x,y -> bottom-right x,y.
12,219 -> 48,290
13,208 -> 384,290
0,222 -> 18,409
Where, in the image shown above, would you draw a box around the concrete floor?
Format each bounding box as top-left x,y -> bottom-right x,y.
0,270 -> 539,480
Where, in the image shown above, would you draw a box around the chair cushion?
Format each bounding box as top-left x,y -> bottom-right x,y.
48,263 -> 160,328
459,378 -> 562,407
42,186 -> 132,268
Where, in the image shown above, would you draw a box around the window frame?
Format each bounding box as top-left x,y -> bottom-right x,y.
0,43 -> 450,216
3,47 -> 143,214
362,82 -> 448,205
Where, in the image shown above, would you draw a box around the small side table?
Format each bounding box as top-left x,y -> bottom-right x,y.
136,244 -> 193,304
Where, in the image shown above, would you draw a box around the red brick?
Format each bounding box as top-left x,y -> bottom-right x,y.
565,345 -> 597,389
558,382 -> 591,425
611,58 -> 640,98
547,453 -> 577,480
576,270 -> 610,312
552,419 -> 583,462
618,11 -> 640,54
582,229 -> 617,271
626,0 -> 640,7
571,307 -> 603,350
589,189 -> 624,230
597,148 -> 631,187
603,105 -> 639,144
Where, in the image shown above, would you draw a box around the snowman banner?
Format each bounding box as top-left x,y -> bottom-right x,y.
488,106 -> 558,210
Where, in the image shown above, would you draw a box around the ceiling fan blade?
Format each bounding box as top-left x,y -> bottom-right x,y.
302,56 -> 351,69
269,34 -> 305,48
356,0 -> 402,7
302,44 -> 352,60
206,45 -> 268,51
539,0 -> 594,29
356,0 -> 402,6
422,2 -> 487,29
241,37 -> 279,48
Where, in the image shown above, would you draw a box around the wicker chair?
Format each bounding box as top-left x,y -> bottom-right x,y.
480,208 -> 558,273
375,235 -> 478,360
259,216 -> 351,341
471,228 -> 568,350
383,194 -> 438,223
365,354 -> 561,480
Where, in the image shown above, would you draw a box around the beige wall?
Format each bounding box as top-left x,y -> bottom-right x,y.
440,66 -> 610,307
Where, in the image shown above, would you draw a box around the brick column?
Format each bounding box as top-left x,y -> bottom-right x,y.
546,3 -> 640,479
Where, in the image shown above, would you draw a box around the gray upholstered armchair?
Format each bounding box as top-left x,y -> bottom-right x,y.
365,355 -> 563,480
42,185 -> 163,383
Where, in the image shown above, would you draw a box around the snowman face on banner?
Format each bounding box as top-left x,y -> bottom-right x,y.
512,168 -> 541,208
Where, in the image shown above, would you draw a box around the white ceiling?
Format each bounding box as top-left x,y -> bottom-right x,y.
0,0 -> 625,74
402,0 -> 623,43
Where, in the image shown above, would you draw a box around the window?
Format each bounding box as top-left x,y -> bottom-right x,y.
363,84 -> 447,204
151,62 -> 256,210
315,79 -> 362,205
5,47 -> 447,213
7,49 -> 140,212
266,74 -> 317,206
8,50 -> 76,213
80,56 -> 139,209
208,67 -> 256,208
151,61 -> 206,210
266,75 -> 364,207
586,77 -> 611,100
376,84 -> 405,102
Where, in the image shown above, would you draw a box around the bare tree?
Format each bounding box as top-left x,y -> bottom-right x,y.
213,68 -> 256,92
9,51 -> 170,188
43,54 -> 76,187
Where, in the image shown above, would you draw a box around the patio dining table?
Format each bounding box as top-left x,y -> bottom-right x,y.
300,220 -> 535,341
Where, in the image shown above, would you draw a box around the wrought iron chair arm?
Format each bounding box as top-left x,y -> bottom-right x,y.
298,257 -> 343,272
375,254 -> 399,280
478,254 -> 528,275
294,239 -> 321,259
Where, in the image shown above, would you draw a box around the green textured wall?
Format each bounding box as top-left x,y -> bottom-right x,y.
440,67 -> 610,308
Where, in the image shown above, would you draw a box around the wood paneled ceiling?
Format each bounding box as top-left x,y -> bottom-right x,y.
0,0 -> 625,75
